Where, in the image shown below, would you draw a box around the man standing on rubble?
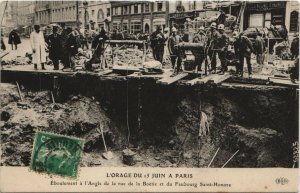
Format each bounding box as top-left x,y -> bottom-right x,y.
30,25 -> 47,70
85,28 -> 109,71
65,28 -> 81,70
192,26 -> 206,72
47,26 -> 62,70
206,22 -> 220,74
150,26 -> 166,63
254,32 -> 266,65
216,24 -> 229,74
232,32 -> 254,78
169,27 -> 183,73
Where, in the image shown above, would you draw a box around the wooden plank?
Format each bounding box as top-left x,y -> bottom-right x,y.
210,73 -> 231,84
186,74 -> 218,86
98,69 -> 113,76
0,51 -> 9,58
157,73 -> 188,85
269,77 -> 299,87
112,65 -> 141,72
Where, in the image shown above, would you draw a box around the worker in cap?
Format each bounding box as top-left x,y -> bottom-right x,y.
210,22 -> 217,29
85,27 -> 109,71
291,32 -> 299,60
206,22 -> 220,73
232,31 -> 254,78
150,25 -> 166,63
47,25 -> 63,70
254,31 -> 266,65
169,26 -> 183,73
216,24 -> 229,74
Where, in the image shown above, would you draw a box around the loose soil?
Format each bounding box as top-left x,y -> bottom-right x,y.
0,82 -> 297,168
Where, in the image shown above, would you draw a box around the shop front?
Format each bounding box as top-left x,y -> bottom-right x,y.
244,1 -> 287,30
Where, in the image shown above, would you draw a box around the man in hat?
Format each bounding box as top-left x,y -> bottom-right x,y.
85,28 -> 109,71
60,23 -> 71,69
216,24 -> 229,74
47,26 -> 62,70
206,22 -> 220,73
30,25 -> 47,70
254,32 -> 266,65
150,26 -> 166,63
8,28 -> 21,50
232,31 -> 254,78
169,27 -> 183,73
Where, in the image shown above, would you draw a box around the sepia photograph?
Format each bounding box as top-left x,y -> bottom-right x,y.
0,0 -> 299,191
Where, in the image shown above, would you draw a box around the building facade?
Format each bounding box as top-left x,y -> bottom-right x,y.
51,1 -> 78,27
78,1 -> 111,31
15,1 -> 35,35
1,1 -> 18,35
34,1 -> 52,26
111,1 -> 168,34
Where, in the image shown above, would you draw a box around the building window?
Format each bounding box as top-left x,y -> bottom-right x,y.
92,10 -> 95,17
97,9 -> 104,19
144,3 -> 149,12
290,10 -> 299,32
123,6 -> 128,14
131,21 -> 141,34
123,23 -> 128,31
157,2 -> 163,12
134,4 -> 138,14
115,7 -> 119,15
189,1 -> 195,10
107,8 -> 110,17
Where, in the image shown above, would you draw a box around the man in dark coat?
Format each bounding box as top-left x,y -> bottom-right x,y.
60,23 -> 71,69
291,33 -> 299,60
65,28 -> 81,70
233,32 -> 254,78
85,28 -> 109,71
1,34 -> 6,50
216,24 -> 229,74
206,22 -> 220,73
47,26 -> 62,70
254,32 -> 266,65
8,29 -> 21,50
150,26 -> 166,63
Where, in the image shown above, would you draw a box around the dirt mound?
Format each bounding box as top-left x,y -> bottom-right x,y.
0,83 -> 125,166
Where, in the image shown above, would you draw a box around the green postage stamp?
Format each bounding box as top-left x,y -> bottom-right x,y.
30,131 -> 84,178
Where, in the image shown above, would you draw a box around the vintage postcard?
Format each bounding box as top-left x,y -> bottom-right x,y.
0,0 -> 299,192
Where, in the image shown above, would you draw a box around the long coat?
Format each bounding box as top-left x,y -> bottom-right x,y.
254,36 -> 266,54
47,33 -> 62,60
30,31 -> 47,64
234,35 -> 254,57
8,30 -> 21,45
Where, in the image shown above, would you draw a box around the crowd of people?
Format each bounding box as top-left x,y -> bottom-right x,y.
149,22 -> 299,78
0,22 -> 299,79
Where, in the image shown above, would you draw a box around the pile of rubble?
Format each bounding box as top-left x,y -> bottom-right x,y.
0,83 -> 124,166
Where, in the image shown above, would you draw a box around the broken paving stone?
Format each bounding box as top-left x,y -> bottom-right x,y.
154,156 -> 161,161
71,96 -> 79,101
17,102 -> 31,108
